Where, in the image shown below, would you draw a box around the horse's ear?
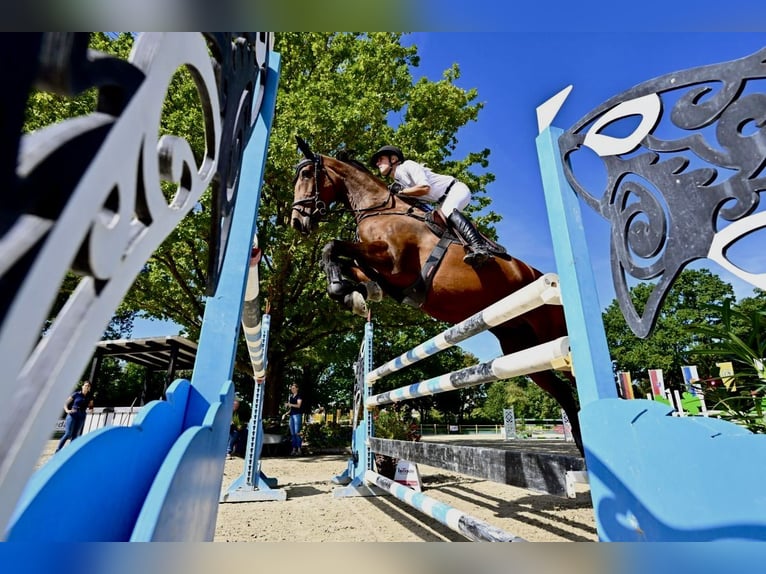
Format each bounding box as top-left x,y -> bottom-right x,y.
295,136 -> 315,161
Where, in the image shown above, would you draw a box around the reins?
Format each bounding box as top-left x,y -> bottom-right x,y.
293,154 -> 426,225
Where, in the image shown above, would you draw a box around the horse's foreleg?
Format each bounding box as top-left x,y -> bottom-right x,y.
340,262 -> 384,302
321,240 -> 374,316
336,239 -> 393,304
321,241 -> 358,300
321,239 -> 391,315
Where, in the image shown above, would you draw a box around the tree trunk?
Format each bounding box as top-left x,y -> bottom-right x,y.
265,362 -> 283,418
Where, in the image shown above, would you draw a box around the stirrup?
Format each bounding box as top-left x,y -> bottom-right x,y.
463,249 -> 491,268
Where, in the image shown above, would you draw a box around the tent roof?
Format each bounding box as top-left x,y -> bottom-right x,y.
94,335 -> 198,372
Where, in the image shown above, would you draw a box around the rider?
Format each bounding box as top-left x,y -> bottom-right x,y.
370,145 -> 492,267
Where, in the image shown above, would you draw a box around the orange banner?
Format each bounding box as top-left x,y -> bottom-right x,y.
618,371 -> 634,399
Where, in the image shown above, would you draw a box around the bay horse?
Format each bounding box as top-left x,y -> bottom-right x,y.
289,138 -> 582,455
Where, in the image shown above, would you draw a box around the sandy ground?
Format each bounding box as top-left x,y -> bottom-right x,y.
215,443 -> 597,542
37,438 -> 597,542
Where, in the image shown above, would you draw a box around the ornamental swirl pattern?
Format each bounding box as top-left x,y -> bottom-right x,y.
558,47 -> 766,337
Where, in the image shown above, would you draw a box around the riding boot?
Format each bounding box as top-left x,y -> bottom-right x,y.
446,210 -> 492,268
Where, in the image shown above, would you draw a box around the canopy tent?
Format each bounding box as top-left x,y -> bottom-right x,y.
89,336 -> 198,404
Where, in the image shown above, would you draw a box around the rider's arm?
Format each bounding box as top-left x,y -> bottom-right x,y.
395,161 -> 431,197
398,184 -> 430,197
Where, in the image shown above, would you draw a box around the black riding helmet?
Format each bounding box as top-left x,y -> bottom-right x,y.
370,145 -> 404,167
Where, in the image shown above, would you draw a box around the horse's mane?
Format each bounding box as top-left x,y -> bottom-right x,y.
334,150 -> 374,176
292,147 -> 381,190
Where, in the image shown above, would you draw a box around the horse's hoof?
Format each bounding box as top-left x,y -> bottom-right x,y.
364,281 -> 384,302
345,291 -> 368,317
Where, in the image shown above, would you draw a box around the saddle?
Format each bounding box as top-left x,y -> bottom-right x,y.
423,211 -> 511,259
360,201 -> 512,309
392,210 -> 512,308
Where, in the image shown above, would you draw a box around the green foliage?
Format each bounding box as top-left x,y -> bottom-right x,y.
473,380 -> 510,421
509,377 -> 564,419
92,360 -> 143,406
603,269 -> 734,389
301,421 -> 352,449
372,407 -> 420,440
688,298 -> 766,433
470,376 -> 567,422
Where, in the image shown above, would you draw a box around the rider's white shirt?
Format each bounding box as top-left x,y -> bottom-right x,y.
394,160 -> 456,202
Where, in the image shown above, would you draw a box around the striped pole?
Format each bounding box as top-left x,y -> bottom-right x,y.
364,470 -> 523,542
367,336 -> 569,407
366,273 -> 561,384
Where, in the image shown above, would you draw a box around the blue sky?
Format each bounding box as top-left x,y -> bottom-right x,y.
400,33 -> 766,361
135,32 -> 766,363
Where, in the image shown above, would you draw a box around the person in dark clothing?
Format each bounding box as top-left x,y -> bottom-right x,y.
284,384 -> 303,455
226,397 -> 250,458
56,380 -> 94,451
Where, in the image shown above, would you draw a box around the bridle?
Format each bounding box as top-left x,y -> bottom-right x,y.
291,155 -> 330,223
291,154 -> 397,224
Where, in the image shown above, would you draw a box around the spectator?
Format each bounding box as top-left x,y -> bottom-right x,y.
284,384 -> 303,455
56,381 -> 94,452
227,397 -> 246,459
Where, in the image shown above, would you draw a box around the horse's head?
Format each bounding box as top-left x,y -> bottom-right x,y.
291,136 -> 395,234
291,136 -> 338,235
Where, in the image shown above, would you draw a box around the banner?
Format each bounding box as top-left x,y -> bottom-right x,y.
503,407 -> 517,440
648,369 -> 666,398
618,371 -> 634,399
681,365 -> 700,396
394,460 -> 422,491
560,409 -> 573,442
716,361 -> 735,391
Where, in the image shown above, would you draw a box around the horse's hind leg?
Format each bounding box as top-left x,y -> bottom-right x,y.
528,370 -> 583,456
490,322 -> 583,456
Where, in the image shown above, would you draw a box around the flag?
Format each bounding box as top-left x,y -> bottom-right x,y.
618,371 -> 634,399
716,361 -> 735,391
681,365 -> 700,396
648,369 -> 666,398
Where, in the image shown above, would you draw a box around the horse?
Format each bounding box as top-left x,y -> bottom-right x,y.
289,138 -> 583,455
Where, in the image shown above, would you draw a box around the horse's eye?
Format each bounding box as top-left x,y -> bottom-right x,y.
300,170 -> 313,180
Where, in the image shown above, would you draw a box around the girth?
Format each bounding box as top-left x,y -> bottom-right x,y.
400,235 -> 452,307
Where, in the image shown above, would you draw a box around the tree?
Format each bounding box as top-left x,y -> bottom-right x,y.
97,361 -> 149,407
603,268 -> 735,389
242,32 -> 501,416
475,380 -> 511,422
28,33 -> 502,418
687,294 -> 766,432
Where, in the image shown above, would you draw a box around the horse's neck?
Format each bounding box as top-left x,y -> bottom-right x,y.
334,165 -> 392,214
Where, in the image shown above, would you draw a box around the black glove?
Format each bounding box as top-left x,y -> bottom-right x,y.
388,181 -> 404,194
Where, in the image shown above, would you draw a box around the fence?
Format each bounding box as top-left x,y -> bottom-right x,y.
416,420 -> 570,438
53,406 -> 143,436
